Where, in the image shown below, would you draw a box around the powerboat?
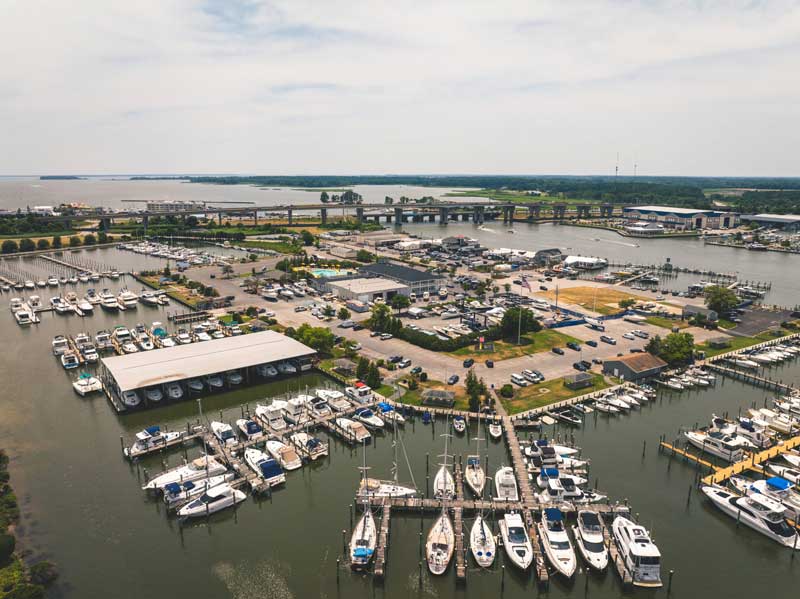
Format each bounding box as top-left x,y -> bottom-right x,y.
125,426 -> 184,458
336,418 -> 371,443
539,508 -> 577,578
85,289 -> 101,304
494,466 -> 519,501
256,363 -> 278,378
165,382 -> 183,400
536,468 -> 587,489
160,335 -> 177,348
72,372 -> 102,396
61,351 -> 80,370
226,370 -> 243,386
350,508 -> 377,570
100,292 -> 120,311
256,402 -> 287,431
282,395 -> 311,426
573,510 -> 609,571
426,510 -> 455,575
163,473 -> 234,509
309,396 -> 333,419
205,374 -> 224,390
488,420 -> 503,440
176,483 -> 246,518
702,485 -> 799,548
277,361 -> 297,375
730,476 -> 800,517
683,430 -> 746,462
52,335 -> 69,356
499,512 -> 533,570
266,440 -> 303,471
211,421 -> 237,447
354,407 -> 384,429
117,289 -> 139,308
144,387 -> 163,403
767,463 -> 800,485
377,402 -> 405,425
244,448 -> 285,487
470,515 -> 496,568
121,390 -> 141,408
176,329 -> 193,344
317,388 -> 350,412
290,432 -> 329,461
139,291 -> 160,306
612,516 -> 662,587
121,342 -> 139,354
142,456 -> 227,492
236,419 -> 264,441
453,415 -> 466,434
710,414 -> 772,449
187,379 -> 204,393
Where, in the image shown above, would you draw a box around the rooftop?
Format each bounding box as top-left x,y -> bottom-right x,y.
328,277 -> 409,294
102,331 -> 315,392
624,205 -> 714,215
742,214 -> 800,223
607,352 -> 668,373
360,261 -> 443,283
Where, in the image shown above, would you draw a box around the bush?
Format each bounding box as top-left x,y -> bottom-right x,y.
499,384 -> 514,398
419,371 -> 428,382
83,233 -> 96,245
1,239 -> 18,254
0,532 -> 15,563
19,238 -> 35,252
36,238 -> 50,250
29,561 -> 58,586
5,584 -> 45,599
69,236 -> 81,247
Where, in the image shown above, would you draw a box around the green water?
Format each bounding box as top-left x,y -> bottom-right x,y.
3,283 -> 800,598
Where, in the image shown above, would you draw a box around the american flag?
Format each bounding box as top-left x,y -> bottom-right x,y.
520,277 -> 531,291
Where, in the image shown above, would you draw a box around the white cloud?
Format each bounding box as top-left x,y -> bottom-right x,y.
1,0 -> 799,175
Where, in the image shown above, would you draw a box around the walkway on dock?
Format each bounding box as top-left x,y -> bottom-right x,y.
705,363 -> 794,394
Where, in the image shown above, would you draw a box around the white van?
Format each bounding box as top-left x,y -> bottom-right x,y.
511,374 -> 528,387
409,292 -> 417,302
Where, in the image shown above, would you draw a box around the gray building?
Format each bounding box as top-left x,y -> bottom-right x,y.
682,304 -> 718,322
359,261 -> 444,295
533,248 -> 564,266
740,214 -> 800,232
603,353 -> 668,381
328,277 -> 409,302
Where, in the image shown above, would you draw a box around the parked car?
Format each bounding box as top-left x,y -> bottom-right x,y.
447,374 -> 459,385
580,360 -> 592,369
622,333 -> 635,340
388,355 -> 403,363
463,358 -> 475,368
552,347 -> 565,355
294,305 -> 307,312
566,341 -> 581,351
573,362 -> 588,372
380,333 -> 393,340
410,366 -> 423,375
339,320 -> 355,328
486,360 -> 494,368
398,359 -> 411,368
353,324 -> 365,331
586,340 -> 597,347
370,330 -> 381,337
600,335 -> 617,345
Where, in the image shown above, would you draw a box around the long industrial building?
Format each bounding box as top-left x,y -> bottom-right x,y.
100,331 -> 316,411
623,205 -> 739,230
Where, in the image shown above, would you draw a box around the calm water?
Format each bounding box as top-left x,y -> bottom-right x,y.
3,270 -> 800,597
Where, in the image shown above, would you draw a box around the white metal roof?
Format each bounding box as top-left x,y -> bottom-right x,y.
328,277 -> 409,294
102,330 -> 315,392
624,205 -> 713,215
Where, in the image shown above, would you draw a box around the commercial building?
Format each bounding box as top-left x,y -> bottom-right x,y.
145,200 -> 205,213
327,277 -> 409,302
602,353 -> 668,381
740,214 -> 800,232
622,206 -> 739,230
624,222 -> 665,236
359,261 -> 444,295
99,331 -> 315,410
533,248 -> 564,266
329,245 -> 357,259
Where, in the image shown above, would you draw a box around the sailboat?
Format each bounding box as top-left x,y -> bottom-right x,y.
465,419 -> 486,498
356,415 -> 416,499
350,441 -> 377,570
426,505 -> 455,574
470,513 -> 496,568
433,430 -> 455,500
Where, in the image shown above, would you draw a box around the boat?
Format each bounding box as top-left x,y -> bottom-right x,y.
61,351 -> 80,369
277,361 -> 297,375
176,483 -> 246,518
309,396 -> 333,418
160,335 -> 177,348
78,300 -> 93,313
470,515 -> 496,568
767,463 -> 800,485
205,374 -> 224,390
710,414 -> 772,449
453,415 -> 466,434
142,456 -> 227,492
336,418 -> 371,443
176,329 -> 192,344
536,467 -> 587,489
14,308 -> 34,325
290,432 -> 329,461
51,335 -> 69,356
187,379 -> 204,393
354,407 -> 384,429
730,476 -> 800,517
683,430 -> 746,462
125,426 -> 185,458
426,509 -> 455,575
266,440 -> 303,471
282,395 -> 311,425
345,382 -> 373,404
165,382 -> 183,400
702,484 -> 799,548
47,276 -> 58,287
244,448 -> 285,487
236,419 -> 264,441
256,402 -> 287,431
163,473 -> 235,509
573,511 -> 608,571
318,388 -> 351,412
100,291 -> 120,311
434,432 -> 455,499
494,466 -> 519,501
139,291 -> 160,306
117,289 -> 139,308
464,426 -> 487,498
85,290 -> 101,305
226,370 -> 243,386
211,421 -> 237,447
499,512 -> 533,569
256,363 -> 278,378
612,516 -> 662,587
488,420 -> 503,440
350,507 -> 377,570
121,390 -> 141,408
539,508 -> 577,578
144,387 -> 163,403
377,402 -> 405,425
72,372 -> 102,396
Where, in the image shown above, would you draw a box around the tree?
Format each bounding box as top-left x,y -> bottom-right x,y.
36,238 -> 50,250
294,323 -> 335,355
97,231 -> 108,244
499,307 -> 541,341
390,294 -> 411,313
503,283 -> 511,294
356,356 -> 370,380
704,285 -> 738,316
356,249 -> 375,263
365,363 -> 382,389
19,238 -> 35,252
384,196 -> 394,205
499,384 -> 514,398
69,236 -> 82,247
646,332 -> 695,366
337,307 -> 351,320
83,233 -> 96,245
465,369 -> 482,412
619,298 -> 636,309
369,303 -> 392,332
51,235 -> 62,248
320,191 -> 330,203
322,304 -> 335,318
300,230 -> 315,246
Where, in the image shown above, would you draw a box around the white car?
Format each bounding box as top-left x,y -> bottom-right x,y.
350,342 -> 362,350
263,310 -> 276,318
623,333 -> 635,340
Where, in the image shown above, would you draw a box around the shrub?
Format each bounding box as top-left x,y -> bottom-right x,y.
1,239 -> 18,254
0,532 -> 15,563
499,384 -> 514,398
36,238 -> 50,250
19,238 -> 35,252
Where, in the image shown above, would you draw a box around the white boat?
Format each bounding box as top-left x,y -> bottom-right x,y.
142,456 -> 227,491
226,370 -> 243,385
290,432 -> 329,461
309,396 -> 333,418
730,476 -> 800,518
318,388 -> 350,412
282,395 -> 311,425
453,415 -> 466,433
536,467 -> 587,489
14,308 -> 34,325
52,335 -> 69,356
61,351 -> 80,369
144,387 -> 163,403
354,407 -> 384,429
470,515 -> 496,568
72,372 -> 102,396
357,477 -> 416,499
336,418 -> 371,443
702,485 -> 799,548
683,430 -> 746,462
160,336 -> 177,348
488,420 -> 503,439
377,402 -> 405,425
751,408 -> 797,435
117,289 -> 139,308
256,363 -> 278,378
244,448 -> 285,487
539,508 -> 577,578
256,402 -> 287,431
125,425 -> 184,458
165,382 -> 183,400
767,463 -> 800,485
612,516 -> 662,587
236,418 -> 264,441
345,382 -> 373,404
211,421 -> 237,447
176,483 -> 246,518
573,511 -> 608,571
205,374 -> 224,390
426,510 -> 455,575
494,466 -> 519,501
499,512 -> 533,570
176,329 -> 193,344
139,291 -> 160,306
187,378 -> 204,393
277,361 -> 297,375
163,473 -> 235,509
78,300 -> 93,313
266,439 -> 303,471
350,508 -> 377,570
121,390 -> 141,408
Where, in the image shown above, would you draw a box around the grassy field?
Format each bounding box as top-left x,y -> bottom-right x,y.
448,329 -> 582,361
237,239 -> 304,254
695,331 -> 780,357
443,189 -> 602,206
397,379 -> 472,411
645,316 -> 689,330
542,286 -> 648,315
499,373 -> 612,415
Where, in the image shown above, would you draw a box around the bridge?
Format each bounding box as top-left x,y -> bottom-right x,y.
13,201 -> 622,230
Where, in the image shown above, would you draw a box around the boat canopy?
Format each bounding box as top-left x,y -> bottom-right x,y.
306,437 -> 322,450
145,425 -> 160,435
377,402 -> 393,412
164,480 -> 195,496
766,477 -> 793,491
544,507 -> 563,521
541,468 -> 559,478
245,421 -> 262,435
353,547 -> 373,558
535,439 -> 549,447
260,459 -> 283,479
467,456 -> 480,466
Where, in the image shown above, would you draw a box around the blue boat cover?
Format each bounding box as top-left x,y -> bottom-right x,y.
307,438 -> 321,449
740,419 -> 755,432
467,457 -> 480,466
766,477 -> 792,491
164,482 -> 181,495
454,415 -> 465,422
535,439 -> 549,447
260,459 -> 283,479
540,468 -> 559,478
245,421 -> 262,435
544,508 -> 563,521
377,402 -> 393,412
353,547 -> 373,558
183,481 -> 196,491
145,425 -> 160,435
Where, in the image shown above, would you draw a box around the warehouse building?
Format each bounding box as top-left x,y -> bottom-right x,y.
740,214 -> 800,232
602,353 -> 668,381
359,261 -> 444,295
623,206 -> 739,230
328,277 -> 409,302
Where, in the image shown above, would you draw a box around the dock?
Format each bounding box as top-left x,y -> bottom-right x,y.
704,363 -> 794,394
524,509 -> 550,586
373,501 -> 392,578
39,254 -> 83,272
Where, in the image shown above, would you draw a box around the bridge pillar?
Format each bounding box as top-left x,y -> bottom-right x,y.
601,203 -> 614,218
527,204 -> 541,220
253,210 -> 258,226
320,208 -> 327,225
553,204 -> 566,219
217,213 -> 222,225
355,207 -> 364,224
473,206 -> 485,224
287,209 -> 293,225
394,207 -> 403,224
427,213 -> 436,223
141,215 -> 148,236
99,217 -> 112,232
439,206 -> 449,224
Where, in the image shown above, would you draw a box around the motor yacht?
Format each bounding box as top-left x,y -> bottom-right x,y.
282,395 -> 311,425
177,483 -> 246,518
142,456 -> 227,492
354,407 -> 384,429
236,419 -> 264,441
683,430 -> 747,462
317,389 -> 351,412
539,508 -> 577,578
309,396 -> 333,419
211,421 -> 237,446
336,418 -> 371,443
244,448 -> 285,487
117,289 -> 139,308
165,382 -> 183,400
290,432 -> 329,461
499,512 -> 533,570
256,402 -> 287,431
767,463 -> 800,485
494,466 -> 519,501
573,511 -> 609,571
121,390 -> 141,408
124,426 -> 184,458
266,440 -> 303,471
163,473 -> 234,509
52,335 -> 69,356
612,516 -> 662,587
730,476 -> 800,517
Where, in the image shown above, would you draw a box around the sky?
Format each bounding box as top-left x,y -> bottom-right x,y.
1,0 -> 800,177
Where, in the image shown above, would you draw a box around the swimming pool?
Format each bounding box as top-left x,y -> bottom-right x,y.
309,268 -> 355,278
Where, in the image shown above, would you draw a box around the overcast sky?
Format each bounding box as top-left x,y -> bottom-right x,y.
2,0 -> 799,176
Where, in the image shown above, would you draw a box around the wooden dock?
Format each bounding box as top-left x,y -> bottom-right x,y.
39,254 -> 83,272
705,363 -> 794,394
502,416 -> 536,506
701,433 -> 800,486
373,501 -> 391,578
524,509 -> 549,586
453,507 -> 466,581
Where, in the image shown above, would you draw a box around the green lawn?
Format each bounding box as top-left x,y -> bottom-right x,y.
645,316 -> 689,330
499,373 -> 612,415
448,329 -> 582,362
237,239 -> 304,254
397,379 -> 472,411
717,319 -> 737,330
443,189 -> 602,206
696,331 -> 782,357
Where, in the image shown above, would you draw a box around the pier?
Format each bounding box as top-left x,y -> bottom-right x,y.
373,501 -> 392,578
705,363 -> 794,394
